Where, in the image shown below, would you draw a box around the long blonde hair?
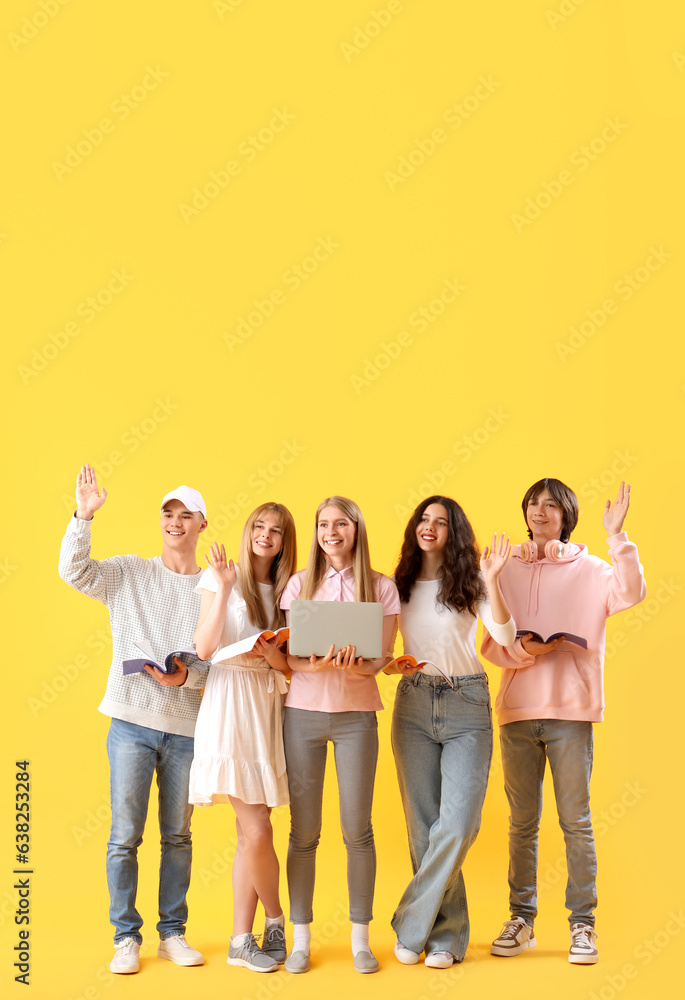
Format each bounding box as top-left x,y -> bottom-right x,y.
300,496 -> 376,602
239,503 -> 297,629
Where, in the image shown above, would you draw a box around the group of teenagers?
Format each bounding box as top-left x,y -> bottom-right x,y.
58,464 -> 645,976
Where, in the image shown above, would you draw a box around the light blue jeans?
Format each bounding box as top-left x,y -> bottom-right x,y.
391,673 -> 493,959
283,708 -> 379,924
106,718 -> 195,944
500,719 -> 597,928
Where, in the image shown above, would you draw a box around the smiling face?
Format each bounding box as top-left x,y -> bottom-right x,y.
160,499 -> 207,548
526,490 -> 565,547
251,512 -> 284,560
415,503 -> 450,554
317,505 -> 357,565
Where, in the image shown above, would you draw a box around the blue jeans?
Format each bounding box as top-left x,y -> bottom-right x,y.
500,719 -> 597,927
283,708 -> 378,924
106,718 -> 195,944
390,673 -> 492,959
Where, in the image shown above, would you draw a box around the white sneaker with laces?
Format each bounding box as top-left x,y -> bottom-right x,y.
394,940 -> 420,965
158,934 -> 204,966
425,951 -> 454,968
110,938 -> 140,974
490,917 -> 536,957
569,923 -> 598,964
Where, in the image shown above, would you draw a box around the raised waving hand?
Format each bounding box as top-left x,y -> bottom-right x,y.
75,463 -> 108,519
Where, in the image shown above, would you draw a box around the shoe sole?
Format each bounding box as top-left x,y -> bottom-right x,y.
158,952 -> 203,966
490,937 -> 536,957
425,958 -> 454,969
569,952 -> 598,965
227,957 -> 277,972
110,964 -> 139,974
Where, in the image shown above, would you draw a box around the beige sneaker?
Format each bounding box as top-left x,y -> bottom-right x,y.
110,938 -> 140,974
158,934 -> 204,966
569,923 -> 598,964
490,917 -> 536,957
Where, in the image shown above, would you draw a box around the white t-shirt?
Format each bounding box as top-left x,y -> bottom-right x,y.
196,566 -> 274,668
399,579 -> 515,677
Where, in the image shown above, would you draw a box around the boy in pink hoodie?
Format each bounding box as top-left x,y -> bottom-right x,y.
481,479 -> 645,965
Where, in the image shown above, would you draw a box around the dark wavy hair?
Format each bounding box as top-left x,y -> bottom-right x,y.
394,495 -> 485,616
522,478 -> 578,543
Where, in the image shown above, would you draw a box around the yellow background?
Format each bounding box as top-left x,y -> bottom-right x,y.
2,1 -> 683,998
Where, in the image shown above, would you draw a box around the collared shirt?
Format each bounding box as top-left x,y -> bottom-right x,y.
281,566 -> 400,712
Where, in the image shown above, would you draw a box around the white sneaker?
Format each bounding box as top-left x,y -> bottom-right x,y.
110,938 -> 140,974
490,917 -> 536,957
394,940 -> 420,965
158,934 -> 204,966
425,951 -> 454,968
569,923 -> 598,964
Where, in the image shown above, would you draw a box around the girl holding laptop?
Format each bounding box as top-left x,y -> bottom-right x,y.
280,496 -> 400,974
189,503 -> 297,973
387,496 -> 514,969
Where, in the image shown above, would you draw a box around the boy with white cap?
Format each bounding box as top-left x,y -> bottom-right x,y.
58,464 -> 209,974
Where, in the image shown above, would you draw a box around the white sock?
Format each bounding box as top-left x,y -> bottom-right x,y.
292,924 -> 311,954
232,932 -> 250,946
351,923 -> 372,957
265,913 -> 284,928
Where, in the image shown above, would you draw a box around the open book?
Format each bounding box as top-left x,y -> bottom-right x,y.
387,654 -> 455,689
516,629 -> 588,649
122,640 -> 198,676
212,628 -> 289,665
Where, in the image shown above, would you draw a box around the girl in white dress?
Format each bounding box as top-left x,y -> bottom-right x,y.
189,503 -> 296,972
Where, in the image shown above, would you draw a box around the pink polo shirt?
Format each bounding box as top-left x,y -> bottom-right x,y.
281,566 -> 400,712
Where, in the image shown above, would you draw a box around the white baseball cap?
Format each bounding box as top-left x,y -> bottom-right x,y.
160,485 -> 207,518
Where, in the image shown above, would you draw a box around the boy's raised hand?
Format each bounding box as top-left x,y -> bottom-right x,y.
603,481 -> 631,536
76,463 -> 108,519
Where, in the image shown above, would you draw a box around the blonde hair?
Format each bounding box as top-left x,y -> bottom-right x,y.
300,496 -> 376,602
239,503 -> 297,629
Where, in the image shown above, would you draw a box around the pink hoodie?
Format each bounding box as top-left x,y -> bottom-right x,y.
481,532 -> 645,724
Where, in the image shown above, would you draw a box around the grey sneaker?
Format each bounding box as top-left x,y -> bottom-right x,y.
262,922 -> 286,964
569,923 -> 598,964
490,917 -> 536,957
227,934 -> 277,972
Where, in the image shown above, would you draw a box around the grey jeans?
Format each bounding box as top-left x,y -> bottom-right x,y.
283,707 -> 378,924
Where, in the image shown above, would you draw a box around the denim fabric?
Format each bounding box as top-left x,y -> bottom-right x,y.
283,708 -> 379,924
390,673 -> 492,958
106,718 -> 195,943
500,718 -> 597,927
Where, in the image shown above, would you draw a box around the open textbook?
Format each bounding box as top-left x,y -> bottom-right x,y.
122,639 -> 198,675
387,654 -> 455,689
515,629 -> 588,649
212,628 -> 289,665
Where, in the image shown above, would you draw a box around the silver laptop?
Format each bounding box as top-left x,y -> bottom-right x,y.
289,600 -> 384,658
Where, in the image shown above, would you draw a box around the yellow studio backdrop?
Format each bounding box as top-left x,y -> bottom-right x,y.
1,1 -> 683,998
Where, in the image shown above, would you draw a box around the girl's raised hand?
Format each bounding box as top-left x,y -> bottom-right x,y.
480,533 -> 511,582
603,481 -> 631,536
205,543 -> 237,591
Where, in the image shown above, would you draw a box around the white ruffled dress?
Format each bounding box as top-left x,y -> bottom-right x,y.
188,567 -> 289,807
